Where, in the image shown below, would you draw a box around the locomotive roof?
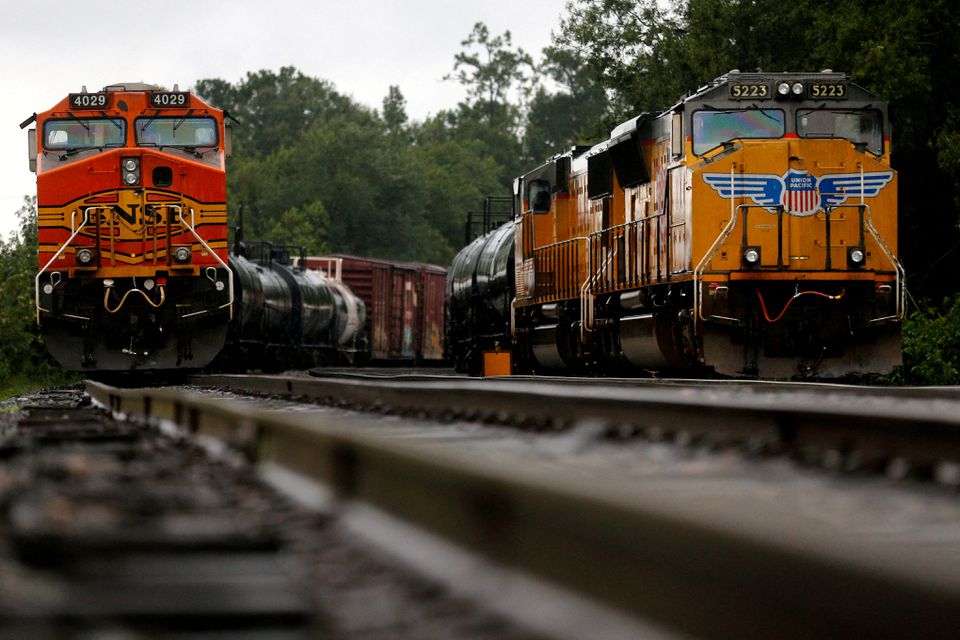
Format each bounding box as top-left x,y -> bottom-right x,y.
677,70 -> 881,107
102,82 -> 162,92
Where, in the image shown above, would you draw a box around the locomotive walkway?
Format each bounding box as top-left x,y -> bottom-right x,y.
84,375 -> 960,640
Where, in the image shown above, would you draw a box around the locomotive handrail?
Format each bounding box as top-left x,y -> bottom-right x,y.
35,208 -> 94,324
104,285 -> 166,313
587,212 -> 669,294
694,167 -> 741,331
859,164 -> 906,320
861,203 -> 906,320
582,233 -> 621,337
531,236 -> 588,301
182,206 -> 235,320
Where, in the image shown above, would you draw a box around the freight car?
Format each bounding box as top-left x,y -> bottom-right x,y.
214,243 -> 367,371
446,220 -> 515,374
303,255 -> 447,364
448,71 -> 903,378
24,83 -> 233,371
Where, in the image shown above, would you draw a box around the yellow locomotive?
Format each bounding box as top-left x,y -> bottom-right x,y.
509,71 -> 901,377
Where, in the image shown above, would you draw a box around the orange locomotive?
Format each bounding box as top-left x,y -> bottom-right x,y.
511,71 -> 902,377
23,83 -> 232,371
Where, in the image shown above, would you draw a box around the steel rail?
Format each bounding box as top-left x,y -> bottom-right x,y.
302,368 -> 960,400
189,373 -> 960,465
87,380 -> 960,640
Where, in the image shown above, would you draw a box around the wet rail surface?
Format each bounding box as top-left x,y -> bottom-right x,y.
194,372 -> 960,486
0,387 -> 542,640
88,379 -> 960,640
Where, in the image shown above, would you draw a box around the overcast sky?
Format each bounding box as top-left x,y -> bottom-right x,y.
0,0 -> 569,237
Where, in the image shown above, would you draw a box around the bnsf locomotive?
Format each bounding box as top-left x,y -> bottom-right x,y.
25,83 -> 232,371
25,84 -> 369,373
448,71 -> 903,378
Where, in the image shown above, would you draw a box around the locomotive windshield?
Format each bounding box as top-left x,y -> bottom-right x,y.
43,118 -> 125,150
135,117 -> 219,148
692,109 -> 785,155
797,109 -> 883,154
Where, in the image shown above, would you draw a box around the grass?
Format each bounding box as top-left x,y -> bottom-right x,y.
0,371 -> 79,402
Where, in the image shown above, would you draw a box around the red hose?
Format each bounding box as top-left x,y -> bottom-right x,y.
756,288 -> 845,323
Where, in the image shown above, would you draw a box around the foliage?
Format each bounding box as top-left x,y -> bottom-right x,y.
524,45 -> 608,163
196,58 -> 513,264
0,197 -> 76,389
888,295 -> 960,385
445,22 -> 535,131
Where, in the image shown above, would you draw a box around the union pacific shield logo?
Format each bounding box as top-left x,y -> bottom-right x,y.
703,169 -> 894,217
784,169 -> 818,216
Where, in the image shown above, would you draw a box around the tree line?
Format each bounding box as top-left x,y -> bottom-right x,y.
2,0 -> 960,385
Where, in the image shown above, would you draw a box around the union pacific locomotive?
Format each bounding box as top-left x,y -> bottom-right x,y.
448,71 -> 903,378
25,83 -> 233,371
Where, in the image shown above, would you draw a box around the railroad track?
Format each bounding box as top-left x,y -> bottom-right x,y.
192,372 -> 960,482
89,376 -> 960,640
0,386 -> 319,638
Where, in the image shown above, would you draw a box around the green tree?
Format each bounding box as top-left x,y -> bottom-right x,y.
524,45 -> 608,163
0,197 -> 71,392
447,22 -> 536,127
195,67 -> 353,158
382,85 -> 409,138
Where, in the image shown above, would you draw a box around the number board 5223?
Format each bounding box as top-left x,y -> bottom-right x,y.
729,83 -> 770,99
808,82 -> 846,99
149,92 -> 190,108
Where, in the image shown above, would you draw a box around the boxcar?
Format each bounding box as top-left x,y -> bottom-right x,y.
304,255 -> 447,363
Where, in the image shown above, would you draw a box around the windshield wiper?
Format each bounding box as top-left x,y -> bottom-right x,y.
58,146 -> 99,160
155,145 -> 210,159
64,111 -> 91,132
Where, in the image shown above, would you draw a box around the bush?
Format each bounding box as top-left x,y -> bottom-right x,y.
890,294 -> 960,385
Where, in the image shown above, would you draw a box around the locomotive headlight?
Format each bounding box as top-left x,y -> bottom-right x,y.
76,247 -> 95,266
215,280 -> 225,291
792,81 -> 805,95
121,157 -> 140,185
777,82 -> 791,96
848,246 -> 866,268
173,246 -> 192,263
143,278 -> 155,291
743,247 -> 761,266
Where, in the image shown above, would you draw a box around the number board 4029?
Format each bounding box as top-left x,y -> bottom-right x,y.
69,93 -> 108,109
149,92 -> 190,108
